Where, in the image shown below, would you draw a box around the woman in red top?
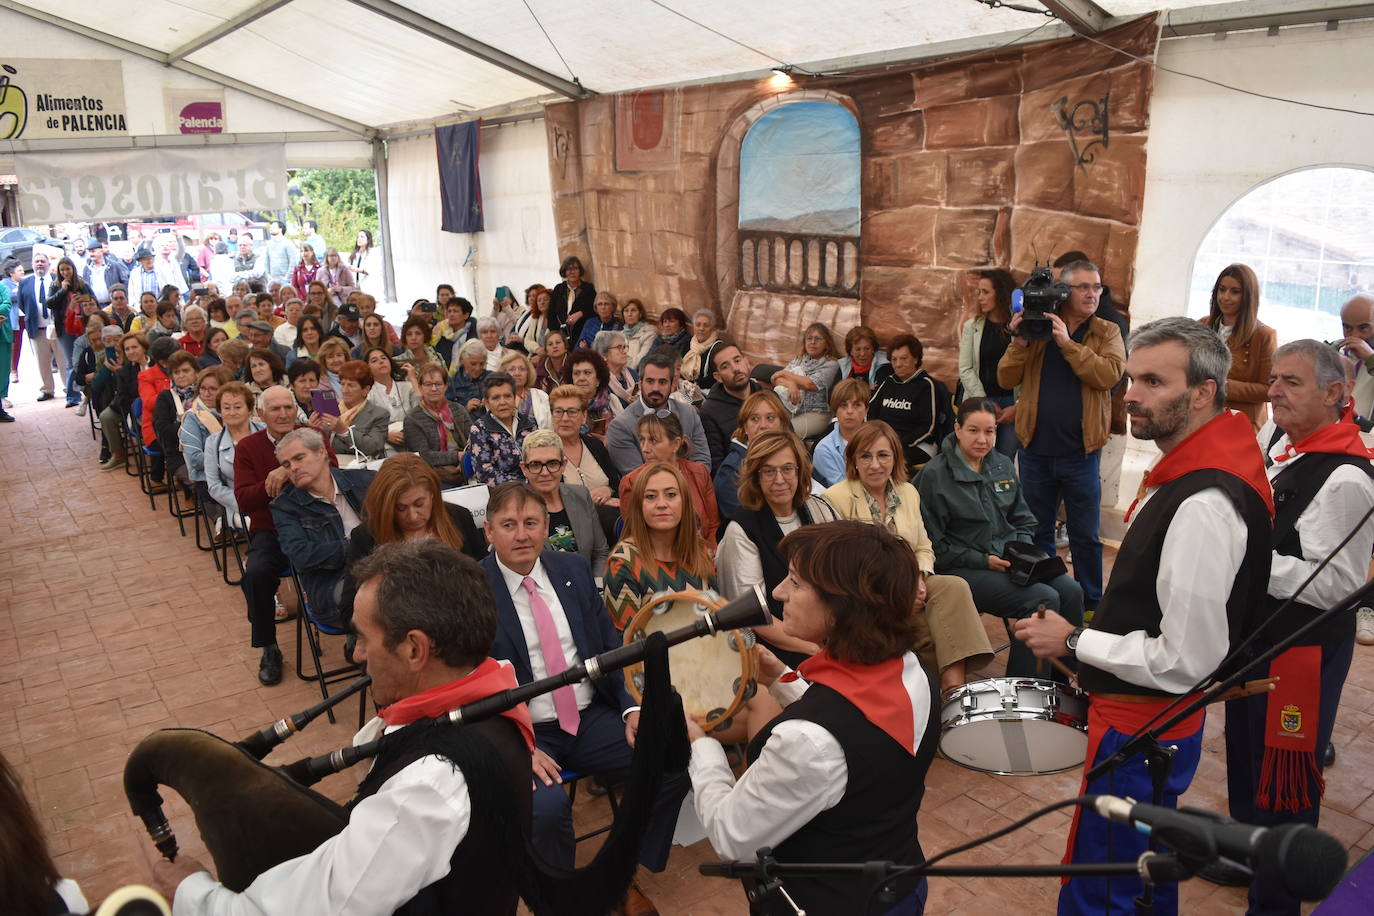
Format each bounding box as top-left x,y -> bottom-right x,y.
137,336 -> 180,486
292,243 -> 323,300
619,409 -> 719,544
176,306 -> 210,357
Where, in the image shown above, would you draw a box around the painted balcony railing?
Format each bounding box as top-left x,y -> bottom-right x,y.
738,229 -> 860,298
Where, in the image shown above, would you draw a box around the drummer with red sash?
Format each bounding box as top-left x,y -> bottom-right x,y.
154,540 -> 535,916
1221,340 -> 1374,916
1016,317 -> 1274,916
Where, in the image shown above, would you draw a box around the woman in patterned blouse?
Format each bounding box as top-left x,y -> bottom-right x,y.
604,461 -> 718,632
464,371 -> 536,485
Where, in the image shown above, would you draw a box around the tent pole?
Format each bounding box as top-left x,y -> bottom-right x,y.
372,137 -> 397,304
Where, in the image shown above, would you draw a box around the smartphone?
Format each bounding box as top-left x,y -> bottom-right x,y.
104,345 -> 117,361
495,285 -> 512,303
310,388 -> 340,417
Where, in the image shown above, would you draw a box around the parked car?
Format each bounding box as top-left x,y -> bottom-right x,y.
0,226 -> 65,265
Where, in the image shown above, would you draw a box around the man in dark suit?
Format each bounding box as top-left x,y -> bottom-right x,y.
18,249 -> 73,403
481,481 -> 685,916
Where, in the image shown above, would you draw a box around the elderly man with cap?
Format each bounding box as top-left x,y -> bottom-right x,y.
243,317 -> 293,364
128,246 -> 161,299
329,302 -> 363,350
82,239 -> 128,306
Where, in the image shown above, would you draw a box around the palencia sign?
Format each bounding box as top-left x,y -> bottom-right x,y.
0,59 -> 128,139
15,144 -> 288,222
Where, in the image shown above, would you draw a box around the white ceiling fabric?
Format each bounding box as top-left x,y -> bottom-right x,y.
2,0 -> 1362,132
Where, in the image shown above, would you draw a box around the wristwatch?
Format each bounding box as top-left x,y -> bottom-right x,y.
1065,627 -> 1086,657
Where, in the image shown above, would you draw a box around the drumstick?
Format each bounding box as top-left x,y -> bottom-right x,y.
1032,606 -> 1080,684
1209,677 -> 1279,705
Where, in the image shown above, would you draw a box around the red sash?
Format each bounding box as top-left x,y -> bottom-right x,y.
781,651 -> 925,755
1257,646 -> 1324,812
1125,410 -> 1274,523
380,657 -> 534,751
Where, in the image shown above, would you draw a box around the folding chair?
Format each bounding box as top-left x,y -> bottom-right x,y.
289,567 -> 366,727
564,770 -> 621,844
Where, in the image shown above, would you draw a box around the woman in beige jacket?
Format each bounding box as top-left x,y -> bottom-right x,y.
1198,263 -> 1277,430
821,420 -> 994,691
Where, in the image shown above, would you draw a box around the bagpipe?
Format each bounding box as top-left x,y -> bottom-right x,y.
122,585 -> 769,912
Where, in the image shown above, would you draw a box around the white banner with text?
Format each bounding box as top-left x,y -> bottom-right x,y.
15,144 -> 287,221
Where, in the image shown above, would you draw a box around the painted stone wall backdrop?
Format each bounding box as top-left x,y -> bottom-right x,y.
545,15 -> 1159,381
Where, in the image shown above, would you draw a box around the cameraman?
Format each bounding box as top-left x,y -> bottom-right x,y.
1339,292 -> 1374,419
996,260 -> 1124,612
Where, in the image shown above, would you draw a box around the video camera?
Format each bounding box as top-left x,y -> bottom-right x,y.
1016,266 -> 1071,343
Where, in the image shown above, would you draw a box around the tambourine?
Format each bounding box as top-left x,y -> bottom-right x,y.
622,589 -> 758,732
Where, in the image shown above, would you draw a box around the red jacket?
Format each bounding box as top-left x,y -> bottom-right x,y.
137,365 -> 171,444
233,425 -> 338,533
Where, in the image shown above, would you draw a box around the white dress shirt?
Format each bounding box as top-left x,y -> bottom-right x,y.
174,721 -> 471,916
1261,426 -> 1374,609
494,556 -> 595,721
1076,484 -> 1245,694
689,675 -> 849,859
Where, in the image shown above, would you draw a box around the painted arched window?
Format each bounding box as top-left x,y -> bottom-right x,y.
737,101 -> 860,298
1188,166 -> 1374,343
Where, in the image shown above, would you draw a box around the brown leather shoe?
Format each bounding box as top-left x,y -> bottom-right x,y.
618,884 -> 659,916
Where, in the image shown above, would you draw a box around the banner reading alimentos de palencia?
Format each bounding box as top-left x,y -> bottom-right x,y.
0,58 -> 127,139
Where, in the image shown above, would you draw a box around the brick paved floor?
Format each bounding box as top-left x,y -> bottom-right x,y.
1,351 -> 1370,914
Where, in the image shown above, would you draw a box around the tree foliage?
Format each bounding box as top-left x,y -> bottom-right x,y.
289,169 -> 378,252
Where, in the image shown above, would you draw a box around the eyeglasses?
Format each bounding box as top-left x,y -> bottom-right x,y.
550,407 -> 583,418
419,380 -> 446,389
523,458 -> 565,474
608,343 -> 627,351
759,464 -> 798,480
856,452 -> 894,465
1069,283 -> 1104,294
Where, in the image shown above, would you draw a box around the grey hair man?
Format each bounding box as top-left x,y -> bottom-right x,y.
1339,293 -> 1374,418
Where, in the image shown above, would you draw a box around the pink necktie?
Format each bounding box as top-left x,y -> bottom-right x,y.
522,576 -> 581,735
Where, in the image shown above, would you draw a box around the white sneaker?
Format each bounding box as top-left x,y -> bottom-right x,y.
1055,522 -> 1070,550
74,399 -> 87,417
1,397 -> 10,409
1357,607 -> 1374,646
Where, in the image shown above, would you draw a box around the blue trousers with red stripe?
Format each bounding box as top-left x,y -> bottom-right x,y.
1059,718 -> 1205,916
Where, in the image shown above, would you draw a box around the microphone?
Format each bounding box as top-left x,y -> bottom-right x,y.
1090,796 -> 1347,900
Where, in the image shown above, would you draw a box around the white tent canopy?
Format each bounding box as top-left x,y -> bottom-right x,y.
1,0 -> 1367,137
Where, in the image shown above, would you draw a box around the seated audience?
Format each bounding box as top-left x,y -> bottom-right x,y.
197,326 -> 230,368
620,297 -> 656,368
466,372 -> 537,485
146,301 -> 181,342
476,316 -> 507,371
363,346 -> 416,450
177,305 -> 211,357
568,347 -> 619,436
353,313 -> 398,360
98,331 -> 150,470
317,338 -> 350,397
652,307 -> 691,361
717,430 -> 839,668
446,339 -> 491,414
269,427 -> 373,629
772,322 -> 840,439
311,359 -> 391,461
606,347 -> 711,474
681,309 -> 720,391
216,337 -> 249,380
289,314 -> 326,364
399,315 -> 443,370
688,521 -> 938,916
520,429 -> 610,578
699,342 -> 768,471
403,361 -> 472,486
152,351 -> 204,487
577,290 -> 623,349
548,384 -> 621,509
917,399 -> 1084,680
713,389 -> 788,523
813,378 -> 869,488
958,268 -> 1018,457
822,420 -> 993,691
178,366 -> 233,506
509,285 -> 549,353
500,348 -> 550,429
286,358 -> 322,425
138,336 -> 181,486
869,333 -> 942,469
605,461 -> 719,630
620,409 -> 720,544
594,328 -> 637,408
535,329 -> 571,392
836,324 -> 890,384
246,347 -> 287,401
204,381 -> 263,529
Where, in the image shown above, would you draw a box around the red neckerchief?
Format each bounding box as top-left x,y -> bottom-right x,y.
379,658 -> 534,751
1124,410 -> 1274,523
780,651 -> 923,756
1271,413 -> 1373,463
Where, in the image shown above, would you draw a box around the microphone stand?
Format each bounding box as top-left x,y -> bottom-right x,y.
1082,577 -> 1374,914
701,848 -> 1192,916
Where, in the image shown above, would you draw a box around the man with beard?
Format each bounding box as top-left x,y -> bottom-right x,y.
699,341 -> 766,471
605,347 -> 710,474
1015,317 -> 1273,916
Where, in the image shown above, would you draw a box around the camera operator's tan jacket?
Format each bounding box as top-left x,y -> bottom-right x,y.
995,315 -> 1125,454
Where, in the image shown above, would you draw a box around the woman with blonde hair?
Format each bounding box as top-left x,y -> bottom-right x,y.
500,348 -> 550,429
821,420 -> 993,691
604,460 -> 717,630
772,321 -> 840,439
1199,262 -> 1276,429
316,336 -> 351,397
713,389 -> 789,523
519,429 -> 609,577
339,453 -> 486,628
619,409 -> 719,543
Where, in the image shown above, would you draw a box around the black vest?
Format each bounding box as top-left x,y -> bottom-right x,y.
1080,469 -> 1272,697
732,502 -> 827,669
1261,451 -> 1374,647
746,680 -> 938,915
348,716 -> 532,916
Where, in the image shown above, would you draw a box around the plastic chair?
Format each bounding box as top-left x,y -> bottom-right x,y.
289,567 -> 366,727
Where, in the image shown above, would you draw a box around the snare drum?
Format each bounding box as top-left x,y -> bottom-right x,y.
622,589 -> 757,733
939,677 -> 1088,776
